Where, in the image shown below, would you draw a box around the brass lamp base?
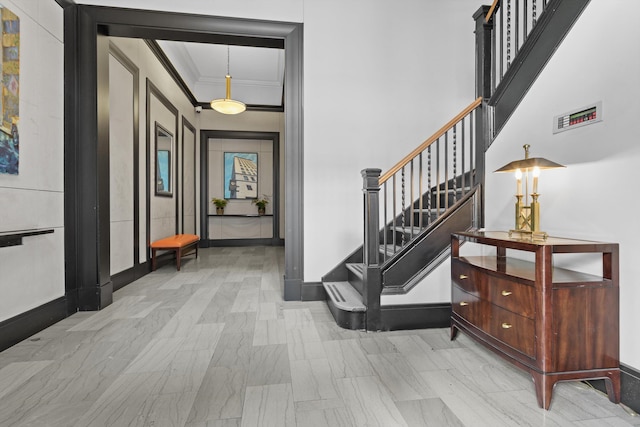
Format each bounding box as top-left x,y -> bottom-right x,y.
508,229 -> 548,241
511,194 -> 547,240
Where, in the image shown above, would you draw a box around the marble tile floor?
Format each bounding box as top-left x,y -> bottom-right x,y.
0,246 -> 638,427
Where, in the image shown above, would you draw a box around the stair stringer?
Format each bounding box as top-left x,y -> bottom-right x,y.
381,190 -> 477,295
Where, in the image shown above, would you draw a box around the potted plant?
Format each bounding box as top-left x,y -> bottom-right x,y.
211,197 -> 228,215
252,195 -> 269,215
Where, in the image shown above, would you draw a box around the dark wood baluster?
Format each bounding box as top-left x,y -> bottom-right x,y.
453,124 -> 458,203
427,146 -> 432,226
401,167 -> 406,247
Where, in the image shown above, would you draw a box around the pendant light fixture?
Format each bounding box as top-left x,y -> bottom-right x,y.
210,46 -> 246,115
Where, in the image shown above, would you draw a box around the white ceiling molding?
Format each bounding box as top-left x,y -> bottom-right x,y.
157,40 -> 285,107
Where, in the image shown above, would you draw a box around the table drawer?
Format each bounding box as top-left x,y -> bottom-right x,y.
489,304 -> 535,358
487,275 -> 535,319
451,259 -> 484,296
452,284 -> 485,329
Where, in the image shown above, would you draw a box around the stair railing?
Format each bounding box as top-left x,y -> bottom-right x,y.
364,97 -> 483,267
485,0 -> 550,93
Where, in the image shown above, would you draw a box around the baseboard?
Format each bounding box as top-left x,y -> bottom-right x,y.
0,297 -> 68,352
380,303 -> 452,331
284,276 -> 302,301
206,238 -> 284,247
588,363 -> 640,415
112,263 -> 150,291
301,282 -> 326,301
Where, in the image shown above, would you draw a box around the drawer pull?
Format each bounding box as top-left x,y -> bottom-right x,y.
501,290 -> 513,297
459,274 -> 468,280
459,301 -> 469,307
501,322 -> 513,329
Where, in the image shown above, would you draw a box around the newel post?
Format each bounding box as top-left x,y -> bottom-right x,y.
473,5 -> 494,228
362,168 -> 382,331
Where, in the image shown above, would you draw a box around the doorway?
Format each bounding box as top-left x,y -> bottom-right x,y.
64,5 -> 304,311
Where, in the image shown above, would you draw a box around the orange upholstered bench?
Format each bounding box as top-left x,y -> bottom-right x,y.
150,234 -> 199,271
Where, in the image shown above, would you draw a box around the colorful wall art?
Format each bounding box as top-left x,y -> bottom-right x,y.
0,5 -> 19,175
224,152 -> 258,199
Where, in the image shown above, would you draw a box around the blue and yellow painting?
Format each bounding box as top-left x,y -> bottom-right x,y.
0,5 -> 19,175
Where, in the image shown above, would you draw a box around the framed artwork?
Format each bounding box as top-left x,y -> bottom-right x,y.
0,5 -> 20,175
155,123 -> 173,196
224,152 -> 258,199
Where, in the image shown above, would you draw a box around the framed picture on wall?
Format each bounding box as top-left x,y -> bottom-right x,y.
224,152 -> 258,199
155,122 -> 173,197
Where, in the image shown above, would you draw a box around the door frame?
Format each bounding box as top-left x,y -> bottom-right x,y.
64,5 -> 304,310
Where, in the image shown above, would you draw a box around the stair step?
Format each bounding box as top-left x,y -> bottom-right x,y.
323,281 -> 366,312
346,263 -> 364,278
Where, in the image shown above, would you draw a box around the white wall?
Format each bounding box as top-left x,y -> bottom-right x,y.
0,0 -> 64,322
109,54 -> 136,274
303,0 -> 479,280
484,0 -> 640,369
76,0 -> 480,282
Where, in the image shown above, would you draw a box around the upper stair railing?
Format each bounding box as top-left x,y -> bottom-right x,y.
371,97 -> 483,264
486,0 -> 551,93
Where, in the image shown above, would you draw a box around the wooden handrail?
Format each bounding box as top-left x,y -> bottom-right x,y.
486,0 -> 500,22
379,97 -> 482,184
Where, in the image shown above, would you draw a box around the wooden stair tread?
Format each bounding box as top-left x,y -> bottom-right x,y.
322,281 -> 366,312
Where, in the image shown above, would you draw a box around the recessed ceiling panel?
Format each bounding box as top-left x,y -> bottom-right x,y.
157,41 -> 284,107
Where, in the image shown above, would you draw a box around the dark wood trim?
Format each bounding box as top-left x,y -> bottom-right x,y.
181,117 -> 196,234
380,304 -> 451,331
206,238 -> 284,247
0,297 -> 68,352
200,130 -> 281,246
301,282 -> 326,301
65,6 -> 113,311
111,264 -> 149,292
145,40 -> 197,106
108,41 -> 141,284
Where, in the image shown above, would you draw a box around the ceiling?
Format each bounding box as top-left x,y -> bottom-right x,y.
156,41 -> 285,109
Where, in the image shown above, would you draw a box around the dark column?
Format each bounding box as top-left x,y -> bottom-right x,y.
473,5 -> 494,229
362,169 -> 382,331
66,7 -> 112,311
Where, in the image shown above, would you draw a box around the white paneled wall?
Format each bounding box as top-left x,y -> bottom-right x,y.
0,0 -> 64,322
182,124 -> 196,235
109,37 -> 198,264
109,54 -> 135,275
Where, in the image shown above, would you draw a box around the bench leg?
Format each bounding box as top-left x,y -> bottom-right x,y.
152,248 -> 157,271
176,248 -> 182,271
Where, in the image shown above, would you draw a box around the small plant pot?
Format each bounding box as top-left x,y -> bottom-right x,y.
216,207 -> 224,215
258,207 -> 266,216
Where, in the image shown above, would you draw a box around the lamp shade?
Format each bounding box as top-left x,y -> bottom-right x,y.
494,144 -> 565,172
210,74 -> 246,115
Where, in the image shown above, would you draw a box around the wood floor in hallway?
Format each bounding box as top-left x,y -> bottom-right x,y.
0,246 -> 637,426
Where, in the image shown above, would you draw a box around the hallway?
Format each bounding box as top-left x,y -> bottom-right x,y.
0,246 -> 636,426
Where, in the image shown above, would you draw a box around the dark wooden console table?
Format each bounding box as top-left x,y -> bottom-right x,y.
450,231 -> 620,410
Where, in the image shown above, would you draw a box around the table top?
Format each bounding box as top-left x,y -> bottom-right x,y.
453,230 -> 617,253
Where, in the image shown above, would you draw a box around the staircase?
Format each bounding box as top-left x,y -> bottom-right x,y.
322,0 -> 591,331
322,98 -> 483,331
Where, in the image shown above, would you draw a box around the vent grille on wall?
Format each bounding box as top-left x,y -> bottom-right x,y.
553,101 -> 602,134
